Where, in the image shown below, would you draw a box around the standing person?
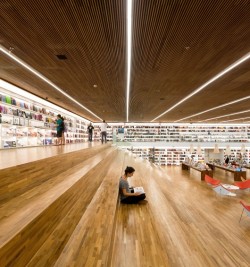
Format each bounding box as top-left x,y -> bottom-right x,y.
100,120 -> 108,144
119,166 -> 146,204
87,122 -> 94,142
55,114 -> 63,145
61,117 -> 66,145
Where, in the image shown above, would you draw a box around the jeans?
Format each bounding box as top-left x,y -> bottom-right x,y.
88,132 -> 93,141
101,131 -> 107,144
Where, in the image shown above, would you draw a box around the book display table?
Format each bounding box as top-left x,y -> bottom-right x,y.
182,162 -> 213,181
206,163 -> 246,181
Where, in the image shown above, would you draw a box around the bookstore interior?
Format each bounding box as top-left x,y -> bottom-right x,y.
1,79 -> 249,169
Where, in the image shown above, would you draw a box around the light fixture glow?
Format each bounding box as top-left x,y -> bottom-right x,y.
151,52 -> 250,122
221,116 -> 250,123
198,109 -> 250,122
241,144 -> 246,153
197,145 -> 202,155
0,79 -> 90,122
213,144 -> 220,153
225,145 -> 231,155
0,44 -> 102,121
175,96 -> 250,122
189,144 -> 194,153
126,0 -> 133,122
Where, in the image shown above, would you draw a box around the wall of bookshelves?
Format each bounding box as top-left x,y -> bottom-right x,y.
0,82 -> 89,149
112,124 -> 250,143
123,146 -> 250,166
109,123 -> 250,166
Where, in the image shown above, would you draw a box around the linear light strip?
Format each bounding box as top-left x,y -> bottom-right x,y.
0,79 -> 90,122
0,45 -> 102,121
126,0 -> 133,122
175,96 -> 250,122
199,109 -> 250,122
221,116 -> 250,123
151,52 -> 250,122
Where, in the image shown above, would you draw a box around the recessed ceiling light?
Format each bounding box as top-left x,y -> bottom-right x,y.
93,84 -> 97,88
56,54 -> 67,60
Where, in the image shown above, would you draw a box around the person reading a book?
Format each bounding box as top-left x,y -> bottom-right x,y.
119,166 -> 146,204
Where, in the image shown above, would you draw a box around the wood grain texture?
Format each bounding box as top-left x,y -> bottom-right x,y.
1,1 -> 250,122
0,143 -> 98,170
0,147 -> 249,266
0,143 -> 109,204
53,149 -> 125,267
0,144 -> 115,266
110,156 -> 250,267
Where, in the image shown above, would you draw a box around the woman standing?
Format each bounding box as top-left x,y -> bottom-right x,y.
119,166 -> 146,204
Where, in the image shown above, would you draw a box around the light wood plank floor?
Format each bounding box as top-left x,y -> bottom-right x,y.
0,146 -> 249,267
0,142 -> 101,169
111,155 -> 250,267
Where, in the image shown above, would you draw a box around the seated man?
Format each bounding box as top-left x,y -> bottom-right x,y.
119,166 -> 146,204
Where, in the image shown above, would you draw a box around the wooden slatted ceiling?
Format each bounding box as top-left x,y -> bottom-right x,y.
0,0 -> 250,122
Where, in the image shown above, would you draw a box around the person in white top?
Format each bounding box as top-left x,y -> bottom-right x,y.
100,120 -> 108,144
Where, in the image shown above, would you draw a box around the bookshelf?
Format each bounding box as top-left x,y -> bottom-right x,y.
0,84 -> 89,148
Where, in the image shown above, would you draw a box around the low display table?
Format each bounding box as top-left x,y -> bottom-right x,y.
182,162 -> 213,181
206,163 -> 246,182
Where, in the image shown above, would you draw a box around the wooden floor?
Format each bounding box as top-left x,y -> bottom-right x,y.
112,154 -> 250,267
0,145 -> 250,267
0,142 -> 99,170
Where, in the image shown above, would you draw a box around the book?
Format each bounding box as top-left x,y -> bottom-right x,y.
133,186 -> 145,194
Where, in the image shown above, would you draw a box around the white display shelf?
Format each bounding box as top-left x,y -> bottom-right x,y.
0,84 -> 89,149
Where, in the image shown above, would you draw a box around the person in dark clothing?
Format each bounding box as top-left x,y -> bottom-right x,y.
55,114 -> 63,145
119,166 -> 146,204
87,123 -> 94,142
225,156 -> 230,164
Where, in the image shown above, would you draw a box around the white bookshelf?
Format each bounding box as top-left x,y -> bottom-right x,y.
0,84 -> 89,149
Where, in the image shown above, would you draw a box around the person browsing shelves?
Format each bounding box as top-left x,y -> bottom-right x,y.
87,122 -> 94,142
100,120 -> 108,144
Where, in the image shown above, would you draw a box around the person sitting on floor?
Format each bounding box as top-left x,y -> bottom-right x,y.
119,166 -> 146,204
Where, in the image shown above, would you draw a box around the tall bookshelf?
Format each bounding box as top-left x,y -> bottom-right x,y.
0,84 -> 89,148
108,123 -> 250,166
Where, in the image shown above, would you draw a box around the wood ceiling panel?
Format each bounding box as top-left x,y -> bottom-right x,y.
130,0 -> 250,122
0,0 -> 250,122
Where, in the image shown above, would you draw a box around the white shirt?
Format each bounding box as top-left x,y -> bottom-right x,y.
100,122 -> 107,132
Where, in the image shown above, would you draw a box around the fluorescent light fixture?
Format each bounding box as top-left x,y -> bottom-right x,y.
189,144 -> 194,153
0,44 -> 102,121
241,144 -> 246,153
221,116 -> 250,123
175,96 -> 250,122
126,0 -> 133,122
213,144 -> 220,153
0,79 -> 89,122
225,145 -> 231,155
198,109 -> 250,122
197,144 -> 202,155
151,52 -> 250,122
